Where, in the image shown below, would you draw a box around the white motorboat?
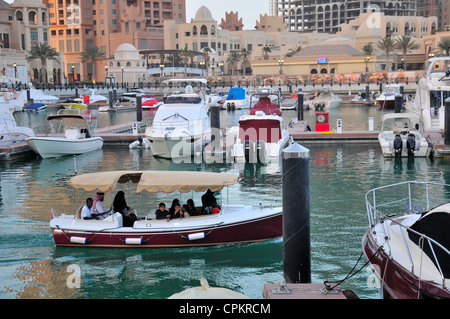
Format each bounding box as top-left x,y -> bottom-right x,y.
229,93 -> 292,164
405,57 -> 450,131
0,76 -> 27,112
62,100 -> 88,110
223,88 -> 251,110
0,108 -> 34,147
363,181 -> 450,299
376,84 -> 403,109
49,170 -> 282,248
378,113 -> 431,158
311,88 -> 341,110
75,88 -> 107,105
28,83 -> 59,104
121,88 -> 146,103
26,109 -> 103,158
144,79 -> 211,159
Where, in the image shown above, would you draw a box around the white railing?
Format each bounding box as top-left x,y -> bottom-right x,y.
365,180 -> 450,288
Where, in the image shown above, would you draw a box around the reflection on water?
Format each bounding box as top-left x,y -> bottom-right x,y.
2,106 -> 450,299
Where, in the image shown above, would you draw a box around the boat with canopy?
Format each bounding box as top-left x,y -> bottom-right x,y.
50,170 -> 282,248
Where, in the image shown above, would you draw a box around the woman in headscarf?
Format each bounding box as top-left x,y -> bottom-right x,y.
113,191 -> 136,227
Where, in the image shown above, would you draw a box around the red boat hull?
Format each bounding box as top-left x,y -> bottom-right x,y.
51,213 -> 282,248
363,230 -> 450,299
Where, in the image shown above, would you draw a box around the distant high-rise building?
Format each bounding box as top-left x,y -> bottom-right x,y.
418,0 -> 450,31
42,0 -> 185,82
276,0 -> 417,33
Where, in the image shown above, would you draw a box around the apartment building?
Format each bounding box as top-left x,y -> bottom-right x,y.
418,0 -> 450,31
276,0 -> 417,33
42,0 -> 185,82
0,0 -> 63,83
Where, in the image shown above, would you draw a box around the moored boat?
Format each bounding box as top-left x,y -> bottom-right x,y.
311,88 -> 341,111
49,170 -> 283,248
376,84 -> 403,110
378,113 -> 431,158
26,109 -> 103,158
363,181 -> 450,299
223,88 -> 251,110
229,93 -> 292,164
62,100 -> 88,110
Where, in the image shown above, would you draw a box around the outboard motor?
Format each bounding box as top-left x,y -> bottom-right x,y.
393,134 -> 403,157
406,134 -> 416,157
244,140 -> 256,163
256,140 -> 266,164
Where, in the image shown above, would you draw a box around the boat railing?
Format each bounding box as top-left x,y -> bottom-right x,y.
365,180 -> 450,287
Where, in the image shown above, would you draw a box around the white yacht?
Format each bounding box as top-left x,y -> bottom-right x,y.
405,57 -> 450,131
376,84 -> 403,109
28,83 -> 59,104
144,79 -> 211,159
0,108 -> 34,147
378,113 -> 431,158
311,88 -> 341,110
74,88 -> 107,104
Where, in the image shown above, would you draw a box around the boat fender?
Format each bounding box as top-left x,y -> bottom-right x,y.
70,236 -> 89,244
124,237 -> 144,245
187,232 -> 206,241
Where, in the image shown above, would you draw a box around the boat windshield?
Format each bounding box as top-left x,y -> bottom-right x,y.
164,96 -> 202,104
430,90 -> 450,108
430,59 -> 450,73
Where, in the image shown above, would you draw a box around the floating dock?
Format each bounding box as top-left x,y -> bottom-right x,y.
263,283 -> 354,299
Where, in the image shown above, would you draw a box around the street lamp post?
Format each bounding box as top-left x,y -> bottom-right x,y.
211,64 -> 216,77
121,66 -> 124,86
71,65 -> 75,84
278,59 -> 284,75
200,61 -> 205,76
218,62 -> 224,75
364,56 -> 370,72
159,64 -> 165,78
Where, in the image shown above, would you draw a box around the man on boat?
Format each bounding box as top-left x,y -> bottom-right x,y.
92,192 -> 113,220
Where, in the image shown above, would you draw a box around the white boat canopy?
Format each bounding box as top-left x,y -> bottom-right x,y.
67,171 -> 240,194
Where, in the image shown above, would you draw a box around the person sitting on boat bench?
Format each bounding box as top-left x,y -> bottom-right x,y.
81,198 -> 97,220
186,199 -> 198,216
155,203 -> 171,221
201,189 -> 219,214
93,192 -> 113,220
113,190 -> 137,227
172,204 -> 185,219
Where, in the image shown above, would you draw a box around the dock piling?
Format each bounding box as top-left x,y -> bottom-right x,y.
297,91 -> 304,121
136,96 -> 142,122
395,93 -> 403,113
282,143 -> 311,284
445,98 -> 450,149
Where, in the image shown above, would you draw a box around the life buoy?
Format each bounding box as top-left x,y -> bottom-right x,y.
317,114 -> 326,123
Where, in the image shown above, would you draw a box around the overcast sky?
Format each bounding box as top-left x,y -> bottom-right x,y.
3,0 -> 268,30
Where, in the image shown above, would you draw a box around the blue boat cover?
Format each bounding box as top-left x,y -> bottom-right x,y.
226,88 -> 246,101
24,103 -> 46,110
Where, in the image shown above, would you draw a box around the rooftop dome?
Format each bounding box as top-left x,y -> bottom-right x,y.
195,6 -> 213,20
114,43 -> 140,60
116,43 -> 138,52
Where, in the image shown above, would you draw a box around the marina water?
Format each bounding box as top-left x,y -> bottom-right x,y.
2,105 -> 450,299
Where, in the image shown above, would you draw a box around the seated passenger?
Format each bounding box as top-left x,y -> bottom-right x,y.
169,199 -> 180,216
113,190 -> 136,227
155,203 -> 171,221
172,204 -> 184,219
201,189 -> 220,214
92,192 -> 113,220
81,197 -> 97,220
186,199 -> 198,216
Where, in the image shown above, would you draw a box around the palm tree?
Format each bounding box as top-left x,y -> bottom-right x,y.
437,38 -> 450,56
227,52 -> 240,76
262,46 -> 271,60
285,45 -> 302,58
180,48 -> 193,75
362,43 -> 373,56
377,36 -> 396,71
26,43 -> 59,83
80,44 -> 106,83
202,47 -> 212,76
239,48 -> 251,76
395,35 -> 420,70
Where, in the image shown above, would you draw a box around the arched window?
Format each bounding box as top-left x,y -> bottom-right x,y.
16,11 -> 23,22
200,25 -> 208,35
320,68 -> 328,74
126,62 -> 131,67
193,26 -> 198,36
28,11 -> 37,24
310,68 -> 318,74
